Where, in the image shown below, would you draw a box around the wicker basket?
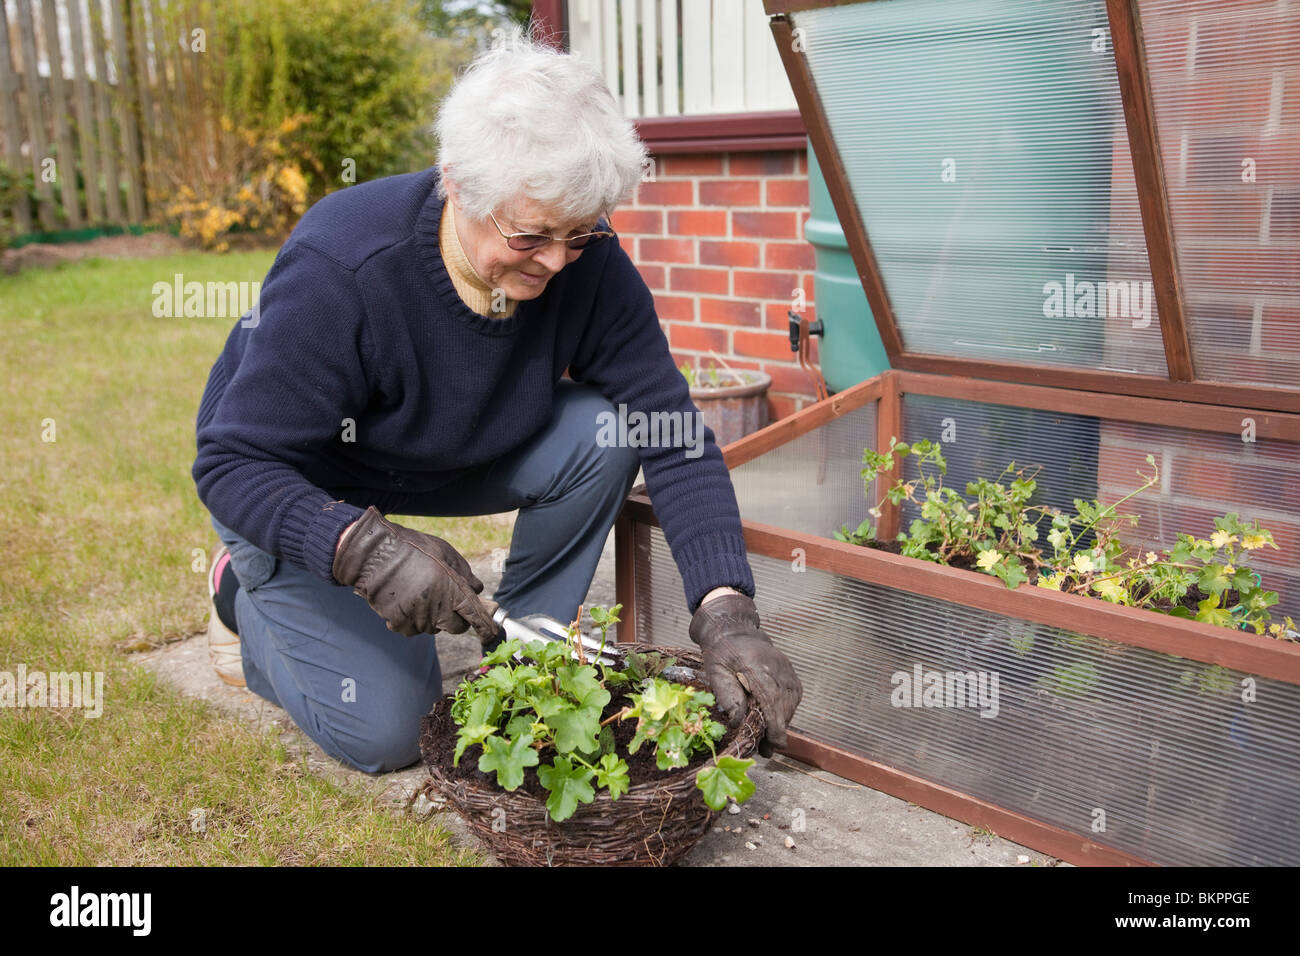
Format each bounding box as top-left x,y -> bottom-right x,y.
420,643 -> 765,867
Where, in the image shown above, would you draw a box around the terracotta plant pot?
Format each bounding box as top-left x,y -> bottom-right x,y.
689,370 -> 772,448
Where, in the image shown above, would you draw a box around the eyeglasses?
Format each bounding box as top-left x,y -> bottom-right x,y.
488,210 -> 615,252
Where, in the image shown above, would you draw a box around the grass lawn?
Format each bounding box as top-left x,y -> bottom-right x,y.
0,248 -> 512,865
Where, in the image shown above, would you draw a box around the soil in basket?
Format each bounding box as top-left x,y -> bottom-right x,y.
863,539 -> 1242,617
423,683 -> 743,799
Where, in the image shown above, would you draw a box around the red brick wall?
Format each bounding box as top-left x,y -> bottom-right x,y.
1093,0 -> 1300,621
624,150 -> 820,422
1139,0 -> 1300,383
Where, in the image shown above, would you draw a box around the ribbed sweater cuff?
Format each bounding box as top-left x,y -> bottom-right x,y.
675,532 -> 756,613
282,496 -> 367,584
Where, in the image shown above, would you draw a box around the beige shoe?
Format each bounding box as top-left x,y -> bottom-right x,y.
207,545 -> 246,687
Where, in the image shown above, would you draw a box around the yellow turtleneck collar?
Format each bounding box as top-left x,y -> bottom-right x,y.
440,199 -> 518,319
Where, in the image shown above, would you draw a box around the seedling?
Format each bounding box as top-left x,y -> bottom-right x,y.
838,439 -> 1294,637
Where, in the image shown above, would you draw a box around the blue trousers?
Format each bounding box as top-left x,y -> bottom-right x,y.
210,381 -> 640,773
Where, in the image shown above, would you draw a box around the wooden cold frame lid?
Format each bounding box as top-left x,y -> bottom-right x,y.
763,0 -> 1300,414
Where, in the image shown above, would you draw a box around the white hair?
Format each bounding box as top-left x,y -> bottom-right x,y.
435,25 -> 649,225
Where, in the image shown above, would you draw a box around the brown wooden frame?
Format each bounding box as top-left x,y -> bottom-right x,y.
634,111 -> 808,155
615,368 -> 1300,864
762,1 -> 1300,414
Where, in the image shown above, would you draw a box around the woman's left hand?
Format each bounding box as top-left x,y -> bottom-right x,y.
688,593 -> 803,750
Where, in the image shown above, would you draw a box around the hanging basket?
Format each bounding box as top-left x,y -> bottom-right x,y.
419,643 -> 765,867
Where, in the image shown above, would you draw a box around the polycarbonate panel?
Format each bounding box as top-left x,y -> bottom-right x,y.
1139,0 -> 1300,389
792,0 -> 1167,375
634,523 -> 1300,865
901,393 -> 1101,525
901,394 -> 1300,621
729,401 -> 876,538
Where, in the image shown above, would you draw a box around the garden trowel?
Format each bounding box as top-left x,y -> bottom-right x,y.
480,599 -> 699,681
480,599 -> 615,663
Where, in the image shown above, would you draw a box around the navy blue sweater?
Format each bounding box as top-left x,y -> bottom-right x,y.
192,168 -> 755,610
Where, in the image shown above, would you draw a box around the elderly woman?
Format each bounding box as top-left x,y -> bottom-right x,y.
192,32 -> 801,773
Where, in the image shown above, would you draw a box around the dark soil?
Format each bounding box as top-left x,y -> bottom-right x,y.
860,539 -> 1241,618
422,676 -> 742,799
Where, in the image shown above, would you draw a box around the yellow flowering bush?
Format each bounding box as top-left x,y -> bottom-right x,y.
159,117 -> 312,252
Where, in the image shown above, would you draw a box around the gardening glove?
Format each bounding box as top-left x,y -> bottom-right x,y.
332,506 -> 498,639
689,592 -> 802,753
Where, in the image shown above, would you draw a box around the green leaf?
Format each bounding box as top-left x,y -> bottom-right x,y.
688,689 -> 717,710
1195,593 -> 1234,628
627,719 -> 651,755
504,713 -> 535,739
547,695 -> 608,755
527,640 -> 571,669
595,753 -> 630,800
532,692 -> 569,719
655,725 -> 690,770
538,756 -> 596,822
1241,588 -> 1278,614
1213,512 -> 1242,534
479,639 -> 522,667
587,603 -> 621,627
638,679 -> 690,721
557,663 -> 604,702
696,756 -> 756,810
453,694 -> 501,766
1198,563 -> 1231,596
601,667 -> 631,687
1230,567 -> 1259,593
479,666 -> 517,694
993,558 -> 1029,590
477,733 -> 540,791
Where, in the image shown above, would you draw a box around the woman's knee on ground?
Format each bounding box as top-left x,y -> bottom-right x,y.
317,705 -> 428,774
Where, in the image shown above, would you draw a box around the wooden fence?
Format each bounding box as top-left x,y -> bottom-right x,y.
0,0 -> 207,237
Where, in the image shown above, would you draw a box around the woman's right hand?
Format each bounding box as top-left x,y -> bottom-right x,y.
331,506 -> 497,638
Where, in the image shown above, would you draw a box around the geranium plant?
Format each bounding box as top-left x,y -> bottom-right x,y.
837,438 -> 1296,639
449,604 -> 757,822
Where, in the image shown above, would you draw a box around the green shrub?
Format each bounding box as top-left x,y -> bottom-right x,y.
155,0 -> 477,249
